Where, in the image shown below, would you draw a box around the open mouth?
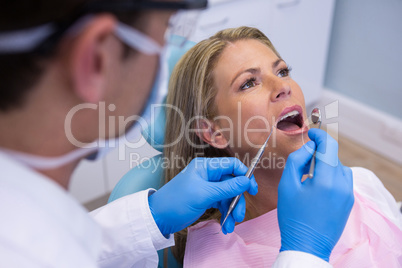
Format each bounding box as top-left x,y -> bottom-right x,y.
276,109 -> 304,132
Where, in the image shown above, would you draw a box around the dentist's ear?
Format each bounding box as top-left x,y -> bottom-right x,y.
66,14 -> 118,103
195,119 -> 229,149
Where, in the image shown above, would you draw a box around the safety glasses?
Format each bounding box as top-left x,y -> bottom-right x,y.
114,10 -> 202,54
90,0 -> 206,48
109,11 -> 203,55
0,0 -> 207,54
115,22 -> 163,55
167,10 -> 200,47
88,0 -> 207,11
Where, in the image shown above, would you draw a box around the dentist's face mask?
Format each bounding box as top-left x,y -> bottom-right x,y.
0,15 -> 183,170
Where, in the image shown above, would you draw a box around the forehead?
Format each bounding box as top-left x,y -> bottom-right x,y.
215,39 -> 279,73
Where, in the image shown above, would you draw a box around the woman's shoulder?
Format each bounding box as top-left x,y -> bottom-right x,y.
350,167 -> 402,228
351,166 -> 382,185
351,167 -> 394,200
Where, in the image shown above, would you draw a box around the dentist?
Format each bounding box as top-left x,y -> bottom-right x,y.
0,0 -> 353,267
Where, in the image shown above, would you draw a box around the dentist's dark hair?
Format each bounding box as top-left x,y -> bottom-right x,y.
0,0 -> 142,112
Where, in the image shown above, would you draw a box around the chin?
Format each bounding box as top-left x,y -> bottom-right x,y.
277,132 -> 309,159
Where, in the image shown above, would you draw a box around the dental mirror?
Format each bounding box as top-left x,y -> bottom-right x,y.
311,108 -> 322,126
308,108 -> 321,178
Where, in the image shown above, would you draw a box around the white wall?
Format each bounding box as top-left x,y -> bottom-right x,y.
321,0 -> 402,165
325,0 -> 402,118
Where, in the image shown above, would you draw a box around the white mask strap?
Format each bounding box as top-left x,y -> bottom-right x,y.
0,15 -> 94,54
114,22 -> 163,55
0,145 -> 98,170
0,24 -> 56,53
0,19 -> 163,56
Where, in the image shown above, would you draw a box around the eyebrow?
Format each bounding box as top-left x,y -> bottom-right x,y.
273,58 -> 284,69
229,59 -> 285,87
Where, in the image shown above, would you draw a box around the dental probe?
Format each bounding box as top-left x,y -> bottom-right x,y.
220,126 -> 274,232
308,108 -> 322,178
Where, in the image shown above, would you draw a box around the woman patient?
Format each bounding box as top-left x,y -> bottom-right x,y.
164,27 -> 402,267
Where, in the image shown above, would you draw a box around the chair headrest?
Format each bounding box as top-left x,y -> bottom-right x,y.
142,38 -> 196,152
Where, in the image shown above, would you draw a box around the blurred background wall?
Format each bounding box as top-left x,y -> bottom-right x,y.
325,0 -> 402,118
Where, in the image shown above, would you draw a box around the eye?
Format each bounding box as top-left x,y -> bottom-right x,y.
278,66 -> 292,78
240,77 -> 257,90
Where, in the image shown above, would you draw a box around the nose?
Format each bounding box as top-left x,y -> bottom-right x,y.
270,78 -> 292,102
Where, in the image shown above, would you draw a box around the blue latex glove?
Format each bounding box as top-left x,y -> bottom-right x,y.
148,157 -> 258,236
278,128 -> 354,262
217,174 -> 251,235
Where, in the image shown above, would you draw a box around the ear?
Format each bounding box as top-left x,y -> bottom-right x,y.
195,119 -> 229,149
68,15 -> 118,103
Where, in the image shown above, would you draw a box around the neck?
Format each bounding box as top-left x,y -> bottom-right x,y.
0,108 -> 84,189
40,161 -> 81,189
0,79 -> 94,190
244,166 -> 283,220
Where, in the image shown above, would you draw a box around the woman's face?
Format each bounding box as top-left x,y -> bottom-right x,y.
212,39 -> 309,166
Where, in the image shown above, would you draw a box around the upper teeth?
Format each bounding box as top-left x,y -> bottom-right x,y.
279,110 -> 299,122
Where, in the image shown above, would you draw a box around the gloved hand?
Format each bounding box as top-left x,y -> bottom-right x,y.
148,157 -> 258,236
277,128 -> 354,262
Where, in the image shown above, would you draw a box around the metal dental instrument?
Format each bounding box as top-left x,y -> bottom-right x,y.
220,126 -> 274,231
308,108 -> 322,178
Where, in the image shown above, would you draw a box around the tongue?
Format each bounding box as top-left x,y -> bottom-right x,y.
277,121 -> 300,131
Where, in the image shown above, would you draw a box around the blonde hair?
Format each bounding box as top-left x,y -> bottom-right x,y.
164,26 -> 281,263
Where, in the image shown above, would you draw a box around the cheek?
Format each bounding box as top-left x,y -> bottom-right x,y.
271,129 -> 310,159
291,82 -> 306,106
104,55 -> 158,137
217,96 -> 272,149
240,102 -> 272,141
122,55 -> 158,110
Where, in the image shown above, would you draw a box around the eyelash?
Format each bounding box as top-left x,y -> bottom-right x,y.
278,66 -> 292,78
240,77 -> 258,91
239,66 -> 293,91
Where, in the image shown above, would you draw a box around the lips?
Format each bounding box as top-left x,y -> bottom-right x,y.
276,105 -> 305,132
